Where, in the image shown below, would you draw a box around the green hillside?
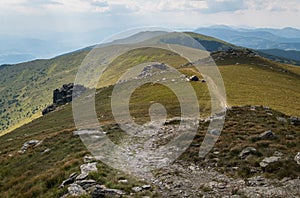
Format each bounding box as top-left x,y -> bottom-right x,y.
0,31 -> 238,135
1,31 -> 300,136
0,47 -> 299,196
0,51 -> 89,134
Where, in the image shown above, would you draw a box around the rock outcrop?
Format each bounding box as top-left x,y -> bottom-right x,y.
42,83 -> 87,115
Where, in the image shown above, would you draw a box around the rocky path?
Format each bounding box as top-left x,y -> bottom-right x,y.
73,116 -> 300,197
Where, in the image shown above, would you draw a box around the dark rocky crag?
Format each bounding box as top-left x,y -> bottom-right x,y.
42,83 -> 87,115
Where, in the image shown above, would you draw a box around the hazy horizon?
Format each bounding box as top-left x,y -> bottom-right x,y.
1,0 -> 300,65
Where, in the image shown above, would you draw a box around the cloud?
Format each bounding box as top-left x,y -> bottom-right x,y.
246,0 -> 300,12
203,0 -> 247,13
1,0 -> 300,39
24,0 -> 62,5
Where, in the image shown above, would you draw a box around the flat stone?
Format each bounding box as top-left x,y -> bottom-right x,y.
259,130 -> 276,140
118,179 -> 128,184
142,185 -> 151,190
260,156 -> 281,168
91,185 -> 125,198
76,173 -> 89,180
68,184 -> 87,196
75,179 -> 97,190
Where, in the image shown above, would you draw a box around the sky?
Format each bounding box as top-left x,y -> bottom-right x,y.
1,0 -> 300,39
0,0 -> 300,62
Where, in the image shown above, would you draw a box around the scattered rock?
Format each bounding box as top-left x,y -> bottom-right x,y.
290,117 -> 300,126
18,140 -> 40,154
84,155 -> 97,163
42,148 -> 51,154
142,185 -> 151,190
294,152 -> 300,165
239,179 -> 300,198
258,130 -> 276,140
247,176 -> 268,187
118,179 -> 128,184
239,147 -> 257,159
273,151 -> 283,157
260,156 -> 281,168
189,75 -> 200,81
59,172 -> 78,188
132,186 -> 143,192
80,162 -> 98,175
68,184 -> 87,196
91,185 -> 125,198
138,63 -> 168,79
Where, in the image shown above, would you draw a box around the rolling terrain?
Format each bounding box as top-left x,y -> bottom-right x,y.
0,32 -> 300,197
1,31 -> 300,135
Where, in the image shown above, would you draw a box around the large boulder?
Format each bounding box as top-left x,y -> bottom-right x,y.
43,83 -> 88,115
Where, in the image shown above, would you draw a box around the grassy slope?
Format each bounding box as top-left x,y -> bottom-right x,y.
0,31 -> 262,135
0,46 -> 300,197
0,51 -> 89,134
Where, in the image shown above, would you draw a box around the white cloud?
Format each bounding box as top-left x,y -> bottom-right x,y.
1,0 -> 300,39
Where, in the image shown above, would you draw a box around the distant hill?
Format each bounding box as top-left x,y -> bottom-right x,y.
194,26 -> 300,51
258,49 -> 300,62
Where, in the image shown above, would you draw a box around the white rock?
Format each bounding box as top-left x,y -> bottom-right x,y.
80,162 -> 98,174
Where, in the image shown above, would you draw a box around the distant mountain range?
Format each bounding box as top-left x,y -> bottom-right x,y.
195,26 -> 300,50
2,26 -> 300,66
194,26 -> 300,64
